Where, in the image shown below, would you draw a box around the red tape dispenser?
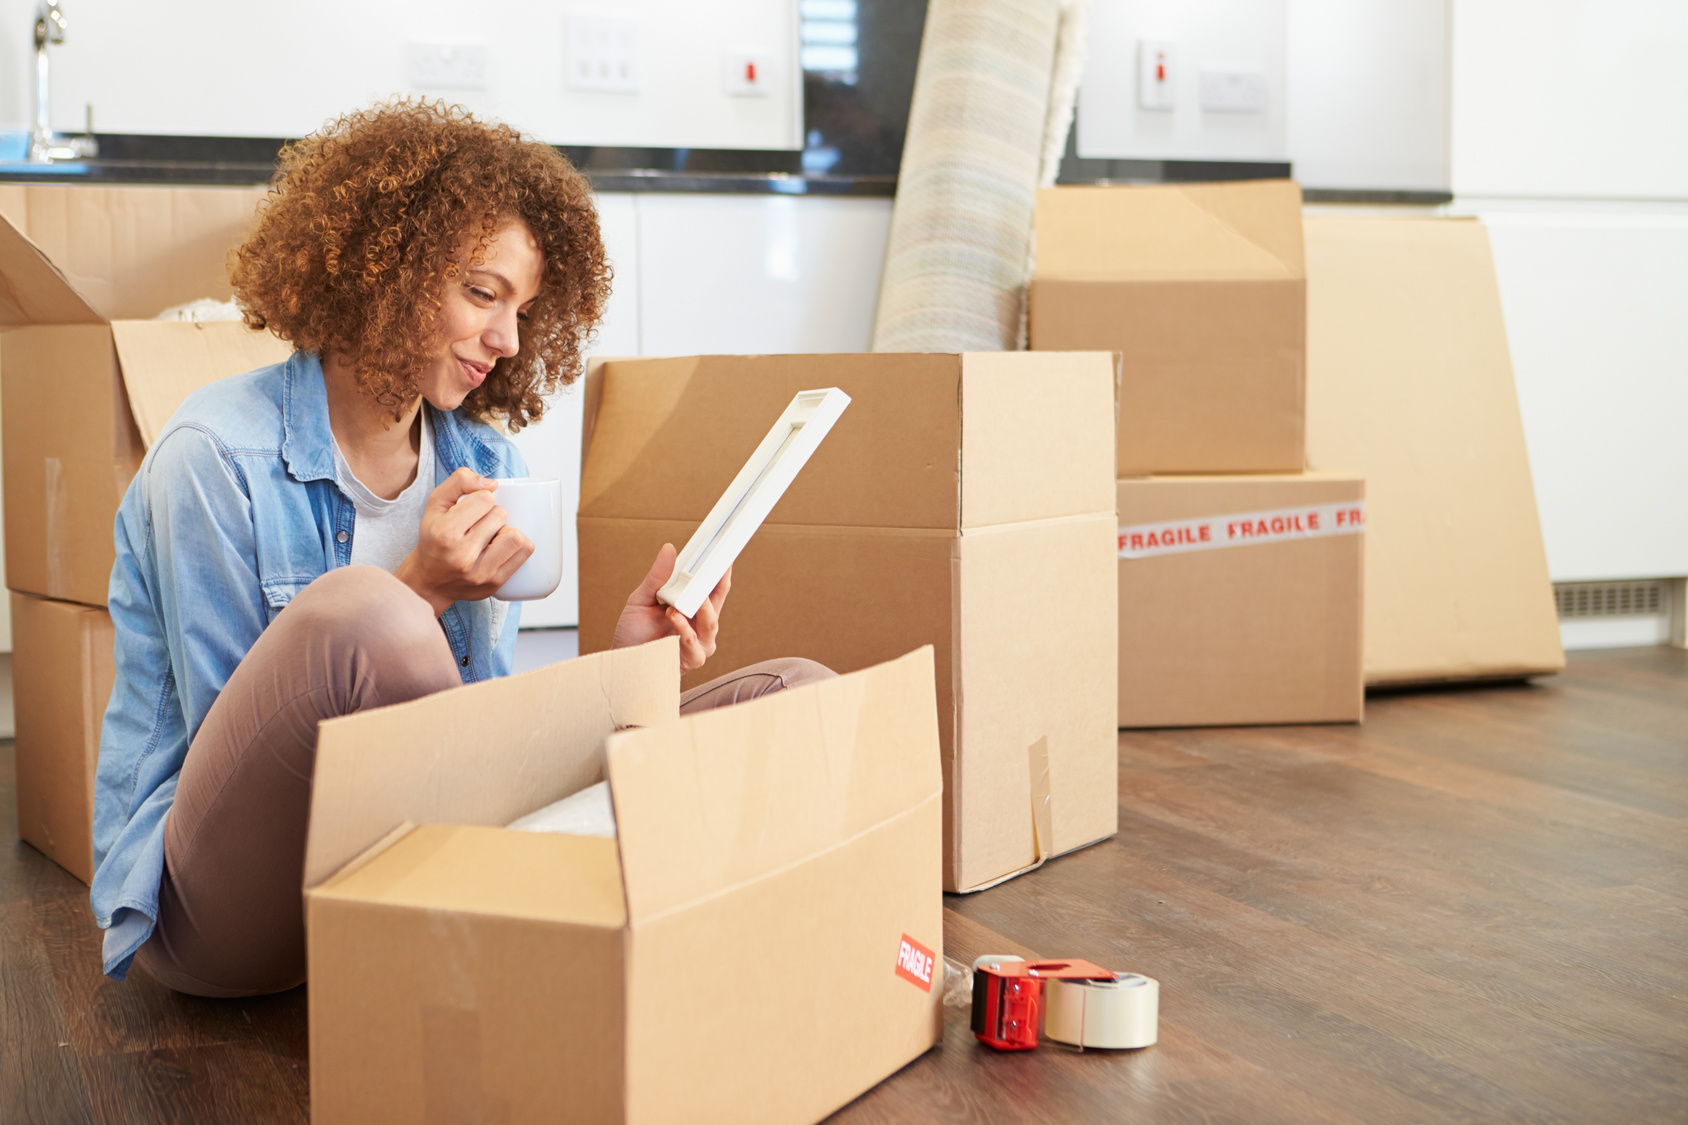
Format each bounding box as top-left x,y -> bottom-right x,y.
969,955 -> 1119,1051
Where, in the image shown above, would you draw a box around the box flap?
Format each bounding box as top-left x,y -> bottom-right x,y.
13,185 -> 266,320
0,210 -> 104,327
958,351 -> 1116,528
110,320 -> 292,447
606,646 -> 941,924
578,354 -> 963,530
312,824 -> 627,928
1034,180 -> 1305,282
1304,216 -> 1564,683
304,637 -> 681,890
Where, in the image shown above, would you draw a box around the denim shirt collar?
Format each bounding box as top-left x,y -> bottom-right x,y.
280,351 -> 484,485
279,352 -> 339,485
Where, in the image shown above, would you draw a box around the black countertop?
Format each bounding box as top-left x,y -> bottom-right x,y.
0,137 -> 1447,204
0,130 -> 1451,203
0,133 -> 1295,197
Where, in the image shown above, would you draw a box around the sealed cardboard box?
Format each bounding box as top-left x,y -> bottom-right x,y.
9,591 -> 114,883
1117,473 -> 1365,728
0,185 -> 289,607
306,637 -> 944,1125
1304,217 -> 1564,684
1030,180 -> 1306,475
577,353 -> 1118,893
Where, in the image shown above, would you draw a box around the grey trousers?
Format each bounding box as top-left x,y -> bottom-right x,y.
132,565 -> 835,997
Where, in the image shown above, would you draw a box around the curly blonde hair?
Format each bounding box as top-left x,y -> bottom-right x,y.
231,99 -> 608,430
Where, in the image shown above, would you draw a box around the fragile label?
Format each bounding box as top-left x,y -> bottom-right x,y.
895,934 -> 935,992
1119,501 -> 1366,559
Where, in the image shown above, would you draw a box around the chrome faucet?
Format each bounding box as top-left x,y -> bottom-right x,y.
28,0 -> 98,162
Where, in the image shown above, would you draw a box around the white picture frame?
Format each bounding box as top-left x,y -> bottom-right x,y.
656,387 -> 852,618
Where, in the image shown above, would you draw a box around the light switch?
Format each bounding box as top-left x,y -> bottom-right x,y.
1138,40 -> 1176,111
723,52 -> 773,98
1200,70 -> 1267,113
566,15 -> 641,94
407,44 -> 489,91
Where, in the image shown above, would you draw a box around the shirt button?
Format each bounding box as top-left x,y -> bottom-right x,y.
460,655 -> 469,667
336,530 -> 349,543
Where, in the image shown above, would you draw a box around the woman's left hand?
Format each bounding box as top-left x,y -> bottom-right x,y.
611,543 -> 732,674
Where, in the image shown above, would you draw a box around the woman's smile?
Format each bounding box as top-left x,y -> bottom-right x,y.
456,355 -> 491,388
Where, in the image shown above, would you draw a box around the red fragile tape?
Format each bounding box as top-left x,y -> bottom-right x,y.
1119,501 -> 1367,560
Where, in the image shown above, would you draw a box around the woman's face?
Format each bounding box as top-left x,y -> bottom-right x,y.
418,217 -> 545,412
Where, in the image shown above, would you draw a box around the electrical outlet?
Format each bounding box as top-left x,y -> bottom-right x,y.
1199,70 -> 1267,113
407,44 -> 489,91
566,15 -> 641,94
1138,40 -> 1176,110
723,52 -> 773,97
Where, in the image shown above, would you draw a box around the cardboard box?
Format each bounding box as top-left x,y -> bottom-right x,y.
0,185 -> 290,607
1304,217 -> 1564,684
9,591 -> 114,883
305,637 -> 945,1125
1029,180 -> 1307,475
1117,473 -> 1365,728
577,353 -> 1119,893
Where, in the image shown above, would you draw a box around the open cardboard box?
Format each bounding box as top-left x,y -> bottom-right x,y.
305,636 -> 944,1124
8,591 -> 114,883
576,353 -> 1119,893
1030,180 -> 1306,475
1303,217 -> 1564,684
0,185 -> 288,607
1116,473 -> 1365,727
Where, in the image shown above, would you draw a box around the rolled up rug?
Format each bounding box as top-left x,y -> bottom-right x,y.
872,0 -> 1089,352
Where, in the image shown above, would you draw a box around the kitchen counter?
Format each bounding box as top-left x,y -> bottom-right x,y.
0,133 -> 1448,204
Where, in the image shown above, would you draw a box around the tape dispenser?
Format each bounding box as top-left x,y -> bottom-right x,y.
970,955 -> 1158,1051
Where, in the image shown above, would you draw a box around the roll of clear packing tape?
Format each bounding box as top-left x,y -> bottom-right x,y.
1043,974 -> 1158,1049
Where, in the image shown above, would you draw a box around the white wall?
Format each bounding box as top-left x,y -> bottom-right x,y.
1078,0 -> 1451,189
1285,0 -> 1448,191
1079,0 -> 1288,162
0,0 -> 801,149
1450,0 -> 1688,199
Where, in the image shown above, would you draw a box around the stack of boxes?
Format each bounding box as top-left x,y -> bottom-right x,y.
1030,180 -> 1366,727
576,352 -> 1121,892
0,185 -> 283,882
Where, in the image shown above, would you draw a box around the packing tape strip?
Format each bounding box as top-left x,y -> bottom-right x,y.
1043,974 -> 1159,1049
1119,501 -> 1367,559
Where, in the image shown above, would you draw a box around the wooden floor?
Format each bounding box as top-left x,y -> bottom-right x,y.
4,647 -> 1685,1123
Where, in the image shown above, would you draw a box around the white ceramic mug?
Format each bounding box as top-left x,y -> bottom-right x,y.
492,477 -> 563,601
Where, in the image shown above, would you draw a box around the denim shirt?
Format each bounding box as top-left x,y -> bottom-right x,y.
90,351 -> 525,979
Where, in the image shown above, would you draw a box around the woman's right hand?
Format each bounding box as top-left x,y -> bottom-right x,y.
395,467 -> 534,615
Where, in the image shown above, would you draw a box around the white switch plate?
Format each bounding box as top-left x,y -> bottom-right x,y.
566,15 -> 641,94
406,43 -> 489,90
1199,70 -> 1267,113
723,52 -> 773,97
1137,40 -> 1176,110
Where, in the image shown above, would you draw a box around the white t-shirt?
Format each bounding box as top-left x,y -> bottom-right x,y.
332,410 -> 435,573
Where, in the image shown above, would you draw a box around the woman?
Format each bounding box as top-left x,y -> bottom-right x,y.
90,101 -> 832,998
